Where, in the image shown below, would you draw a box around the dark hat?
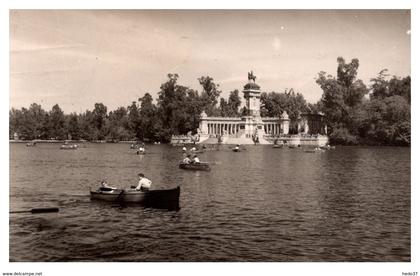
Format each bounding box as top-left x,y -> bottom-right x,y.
138,173 -> 145,177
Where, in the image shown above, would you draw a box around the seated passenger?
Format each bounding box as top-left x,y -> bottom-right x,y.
182,154 -> 192,164
100,180 -> 117,191
192,155 -> 200,163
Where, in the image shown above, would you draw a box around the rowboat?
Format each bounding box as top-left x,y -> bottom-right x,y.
320,145 -> 335,150
304,147 -> 324,153
232,148 -> 240,152
26,142 -> 36,147
90,186 -> 180,210
60,144 -> 78,150
179,162 -> 211,171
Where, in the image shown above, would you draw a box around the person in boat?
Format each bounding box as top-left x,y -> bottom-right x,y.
135,173 -> 152,191
100,180 -> 117,191
182,147 -> 187,152
138,146 -> 145,153
182,154 -> 192,164
191,146 -> 197,152
192,155 -> 200,163
234,144 -> 240,151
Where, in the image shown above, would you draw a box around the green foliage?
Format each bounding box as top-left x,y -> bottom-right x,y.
67,113 -> 80,140
317,58 -> 410,146
260,89 -> 308,121
198,76 -> 221,116
156,74 -> 204,142
9,68 -> 410,146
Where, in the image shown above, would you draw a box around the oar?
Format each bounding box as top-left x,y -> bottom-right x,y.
10,207 -> 59,214
116,189 -> 125,202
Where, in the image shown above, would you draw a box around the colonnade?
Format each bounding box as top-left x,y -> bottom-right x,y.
207,123 -> 241,135
264,123 -> 282,135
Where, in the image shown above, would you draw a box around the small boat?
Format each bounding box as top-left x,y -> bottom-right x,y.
304,147 -> 324,153
60,144 -> 78,150
232,148 -> 240,152
26,142 -> 36,147
320,145 -> 335,150
179,162 -> 211,171
130,144 -> 141,149
273,144 -> 283,148
136,150 -> 146,155
90,186 -> 180,210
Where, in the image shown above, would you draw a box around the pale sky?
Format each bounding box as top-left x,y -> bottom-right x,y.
10,10 -> 411,113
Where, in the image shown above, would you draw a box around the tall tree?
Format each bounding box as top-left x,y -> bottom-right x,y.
198,76 -> 221,116
67,113 -> 80,140
106,106 -> 131,141
92,103 -> 108,139
49,104 -> 66,140
127,101 -> 141,140
227,89 -> 241,117
139,93 -> 158,141
316,57 -> 369,144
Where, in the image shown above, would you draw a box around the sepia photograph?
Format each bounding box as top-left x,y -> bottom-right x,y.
2,3 -> 417,276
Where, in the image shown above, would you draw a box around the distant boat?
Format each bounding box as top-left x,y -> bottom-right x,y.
60,144 -> 78,150
90,186 -> 180,210
304,147 -> 324,153
232,148 -> 240,152
26,142 -> 36,147
136,150 -> 146,155
179,162 -> 211,171
273,144 -> 283,148
320,145 -> 335,150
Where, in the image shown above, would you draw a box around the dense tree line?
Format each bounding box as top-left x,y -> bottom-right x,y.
9,74 -> 243,143
10,62 -> 410,146
315,57 -> 410,146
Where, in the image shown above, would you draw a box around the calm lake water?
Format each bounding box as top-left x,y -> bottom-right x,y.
9,143 -> 410,261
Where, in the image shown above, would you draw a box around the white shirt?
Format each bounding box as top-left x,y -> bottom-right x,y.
136,177 -> 152,190
193,157 -> 200,163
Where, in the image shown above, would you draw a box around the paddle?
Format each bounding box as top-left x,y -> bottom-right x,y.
10,207 -> 59,214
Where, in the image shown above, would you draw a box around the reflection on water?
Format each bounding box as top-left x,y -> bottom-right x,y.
10,143 -> 410,261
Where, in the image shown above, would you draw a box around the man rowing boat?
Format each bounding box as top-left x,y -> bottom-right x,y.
135,173 -> 152,191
